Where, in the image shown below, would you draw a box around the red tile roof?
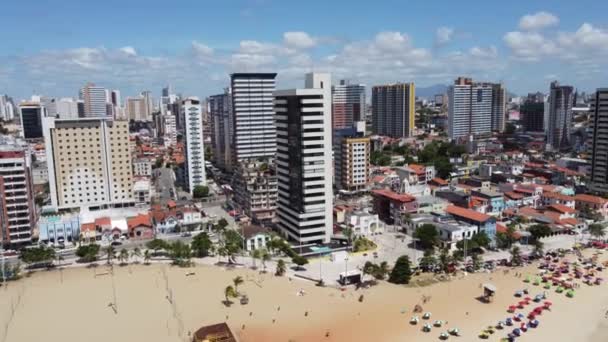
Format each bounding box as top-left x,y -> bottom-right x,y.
557,218 -> 578,226
408,164 -> 426,175
574,194 -> 608,205
543,192 -> 574,201
94,217 -> 111,227
496,223 -> 522,239
505,191 -> 524,200
372,189 -> 416,203
167,200 -> 177,209
446,205 -> 492,223
547,204 -> 576,214
128,213 -> 152,229
431,177 -> 448,186
81,223 -> 96,232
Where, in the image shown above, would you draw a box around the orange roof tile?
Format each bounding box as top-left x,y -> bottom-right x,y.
505,191 -> 524,200
543,192 -> 574,201
372,189 -> 416,203
431,177 -> 448,186
94,217 -> 111,227
557,218 -> 578,226
574,194 -> 608,205
446,205 -> 492,223
81,223 -> 96,232
127,213 -> 152,229
408,164 -> 426,175
547,204 -> 576,214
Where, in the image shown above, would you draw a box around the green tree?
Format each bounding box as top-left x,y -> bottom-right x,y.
418,249 -> 437,272
261,249 -> 271,273
533,240 -> 544,258
105,246 -> 116,265
224,285 -> 238,305
233,276 -> 244,293
528,224 -> 552,241
143,250 -> 151,265
75,244 -> 100,263
414,224 -> 439,250
217,218 -> 229,230
388,255 -> 412,284
193,185 -> 210,199
251,249 -> 261,269
471,252 -> 482,271
146,239 -> 169,254
220,229 -> 243,263
342,227 -> 354,247
118,249 -> 129,265
191,232 -> 213,257
131,247 -> 142,262
438,246 -> 453,273
20,246 -> 56,268
589,223 -> 606,241
275,259 -> 286,276
292,255 -> 308,270
510,246 -> 522,266
471,231 -> 491,249
168,241 -> 192,267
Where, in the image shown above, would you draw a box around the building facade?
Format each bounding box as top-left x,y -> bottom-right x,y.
335,131 -> 370,193
43,116 -> 135,210
80,83 -> 107,117
332,80 -> 365,130
521,99 -> 545,132
588,89 -> 608,194
231,159 -> 278,223
274,73 -> 333,244
0,137 -> 36,246
182,97 -> 207,194
208,90 -> 233,171
546,81 -> 574,151
19,102 -> 45,139
372,83 -> 415,138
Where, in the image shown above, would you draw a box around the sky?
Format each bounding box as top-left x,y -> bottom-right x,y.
1,0 -> 608,100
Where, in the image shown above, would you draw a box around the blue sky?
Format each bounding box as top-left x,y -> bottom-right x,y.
1,0 -> 608,100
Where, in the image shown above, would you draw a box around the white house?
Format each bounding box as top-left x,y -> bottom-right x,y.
242,224 -> 272,252
345,210 -> 384,237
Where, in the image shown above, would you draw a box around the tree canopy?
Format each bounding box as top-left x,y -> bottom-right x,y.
20,246 -> 56,266
414,224 -> 439,250
75,244 -> 100,263
388,255 -> 412,284
528,224 -> 552,241
193,185 -> 210,198
191,232 -> 213,257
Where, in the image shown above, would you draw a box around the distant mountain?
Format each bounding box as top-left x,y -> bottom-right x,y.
416,84 -> 448,99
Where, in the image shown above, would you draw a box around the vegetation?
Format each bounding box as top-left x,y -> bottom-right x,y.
105,246 -> 116,265
414,224 -> 439,250
418,249 -> 437,272
193,185 -> 210,198
275,259 -> 287,276
352,237 -> 377,253
533,240 -> 544,258
143,250 -> 151,265
146,239 -> 170,254
191,232 -> 213,257
370,150 -> 391,166
437,246 -> 455,273
291,255 -> 308,270
388,255 -> 412,284
131,247 -> 142,262
416,141 -> 466,179
75,244 -> 101,263
363,261 -> 390,280
20,246 -> 56,268
167,241 -> 192,267
528,224 -> 552,241
223,285 -> 238,306
455,231 -> 491,255
495,224 -> 518,249
589,223 -> 606,240
217,229 -> 243,264
118,249 -> 130,265
260,249 -> 271,272
510,246 -> 523,266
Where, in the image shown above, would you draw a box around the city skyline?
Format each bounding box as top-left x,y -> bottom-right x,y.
1,1 -> 608,99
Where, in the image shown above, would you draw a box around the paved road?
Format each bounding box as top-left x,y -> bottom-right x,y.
155,167 -> 176,205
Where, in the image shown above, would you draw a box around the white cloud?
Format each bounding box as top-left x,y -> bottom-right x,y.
518,11 -> 559,31
503,31 -> 558,61
373,31 -> 411,51
435,27 -> 454,46
557,23 -> 608,53
283,32 -> 316,49
469,46 -> 498,58
191,41 -> 214,56
119,46 -> 137,56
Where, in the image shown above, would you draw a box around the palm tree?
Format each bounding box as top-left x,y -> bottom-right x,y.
438,246 -> 452,273
118,249 -> 129,265
261,250 -> 271,273
55,254 -> 65,267
342,227 -> 354,247
533,240 -> 544,258
224,285 -> 237,305
105,246 -> 116,265
589,223 -> 606,241
275,259 -> 286,276
251,249 -> 261,269
143,250 -> 151,265
131,247 -> 142,263
510,246 -> 522,266
233,276 -> 244,294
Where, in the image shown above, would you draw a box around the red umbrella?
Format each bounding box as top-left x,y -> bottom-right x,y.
524,297 -> 532,301
518,301 -> 527,306
543,301 -> 553,306
508,306 -> 517,313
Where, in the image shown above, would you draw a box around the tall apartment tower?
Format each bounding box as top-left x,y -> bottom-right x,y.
521,94 -> 545,132
42,116 -> 134,210
546,81 -> 574,151
0,95 -> 15,121
80,83 -> 108,117
230,73 -> 277,162
335,121 -> 370,193
182,97 -> 206,194
448,77 -> 502,140
163,112 -> 177,147
274,73 -> 333,244
0,136 -> 36,247
332,80 -> 366,130
588,89 -> 608,194
371,83 -> 415,138
19,102 -> 45,139
208,89 -> 233,172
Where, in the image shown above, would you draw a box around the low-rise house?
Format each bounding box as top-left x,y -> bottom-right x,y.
416,195 -> 449,214
242,224 -> 272,252
133,158 -> 153,177
37,212 -> 80,244
344,210 -> 384,237
541,192 -> 575,209
371,189 -> 418,226
133,178 -> 152,206
574,194 -> 608,211
445,205 -> 497,241
406,213 -> 477,250
128,213 -> 153,239
471,188 -> 505,217
150,204 -> 204,234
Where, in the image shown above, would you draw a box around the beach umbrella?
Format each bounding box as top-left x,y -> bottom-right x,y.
479,332 -> 489,339
524,296 -> 532,302
513,328 -> 521,336
543,301 -> 552,306
496,321 -> 504,329
530,319 -> 539,328
514,290 -> 523,297
439,332 -> 449,340
566,290 -> 574,298
508,305 -> 517,313
434,320 -> 443,327
448,328 -> 459,336
518,300 -> 527,306
423,312 -> 432,319
517,313 -> 525,319
410,316 -> 419,325
506,317 -> 513,326
423,323 -> 432,332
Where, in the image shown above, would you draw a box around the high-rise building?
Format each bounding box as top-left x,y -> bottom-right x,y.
274,73 -> 333,244
0,136 -> 36,247
126,97 -> 147,121
521,94 -> 545,132
448,77 -> 505,140
588,89 -> 608,194
49,98 -> 79,119
0,95 -> 16,121
335,121 -> 370,193
332,80 -> 365,130
182,97 -> 206,194
141,91 -> 155,119
79,83 -> 108,117
208,90 -> 233,171
231,158 -> 278,224
546,81 -> 574,151
43,116 -> 135,210
163,112 -> 177,147
19,102 -> 45,139
230,73 -> 277,162
371,83 -> 415,138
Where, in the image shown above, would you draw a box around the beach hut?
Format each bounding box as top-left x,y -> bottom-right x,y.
483,283 -> 497,303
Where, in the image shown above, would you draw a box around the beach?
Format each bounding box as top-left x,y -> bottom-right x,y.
1,251 -> 608,342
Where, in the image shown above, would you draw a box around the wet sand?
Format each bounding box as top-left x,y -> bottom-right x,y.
1,251 -> 607,342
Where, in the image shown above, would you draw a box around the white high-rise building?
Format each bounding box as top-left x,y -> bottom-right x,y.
163,111 -> 177,148
52,98 -> 79,119
0,95 -> 15,121
230,73 -> 277,162
79,83 -> 108,117
274,73 -> 333,244
182,97 -> 206,193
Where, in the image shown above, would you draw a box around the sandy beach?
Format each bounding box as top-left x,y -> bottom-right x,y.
1,250 -> 608,342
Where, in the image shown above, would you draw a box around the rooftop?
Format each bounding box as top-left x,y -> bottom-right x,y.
372,189 -> 416,203
446,205 -> 492,223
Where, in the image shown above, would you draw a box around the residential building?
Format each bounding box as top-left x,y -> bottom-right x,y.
334,121 -> 370,193
37,212 -> 80,244
127,213 -> 153,240
445,205 -> 496,241
470,188 -> 505,216
521,99 -> 545,132
0,95 -> 15,121
546,81 -> 574,151
344,210 -> 384,237
42,116 -> 135,210
242,224 -> 272,252
372,83 -> 415,138
208,90 -> 233,171
448,77 -> 506,140
126,97 -> 149,122
133,178 -> 152,206
79,83 -> 108,117
163,112 -> 177,147
371,189 -> 418,226
274,73 -> 333,244
231,73 -> 277,163
133,158 -> 152,177
19,102 -> 45,139
32,161 -> 49,185
182,97 -> 207,194
0,137 -> 36,246
332,80 -> 365,130
231,159 -> 277,223
588,89 -> 608,194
